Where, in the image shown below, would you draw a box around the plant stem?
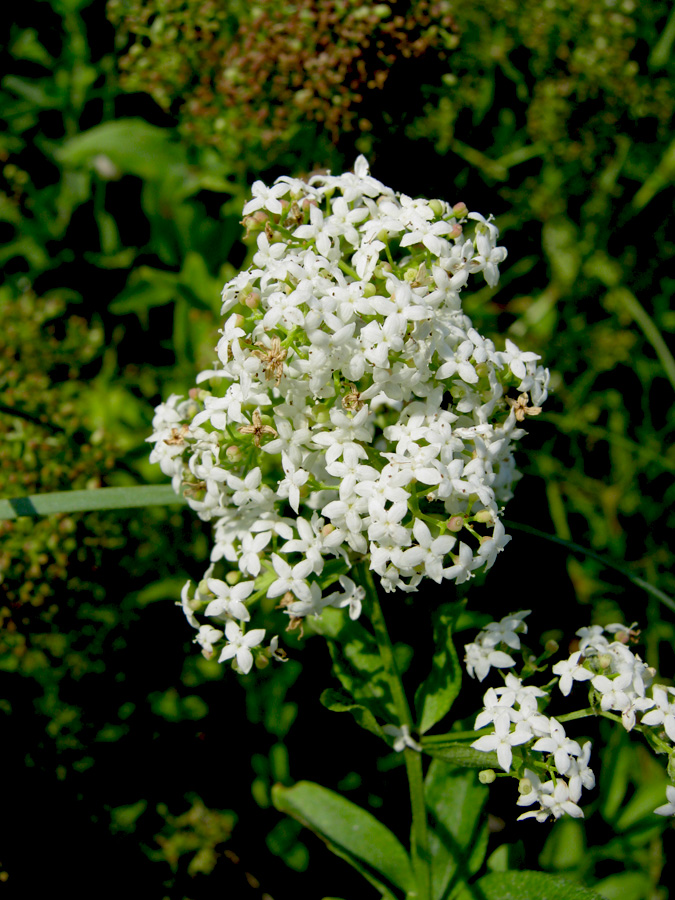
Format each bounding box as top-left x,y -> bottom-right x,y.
358,562 -> 431,900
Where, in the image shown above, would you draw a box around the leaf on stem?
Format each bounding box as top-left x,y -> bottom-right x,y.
425,761 -> 489,900
311,607 -> 396,722
421,742 -> 499,769
272,781 -> 415,898
454,870 -> 608,900
319,689 -> 384,739
415,603 -> 463,735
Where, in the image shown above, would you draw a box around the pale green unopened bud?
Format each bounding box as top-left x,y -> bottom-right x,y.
479,769 -> 496,784
545,639 -> 559,654
473,509 -> 493,524
518,777 -> 534,796
429,199 -> 444,217
363,283 -> 376,297
598,653 -> 612,669
255,654 -> 270,669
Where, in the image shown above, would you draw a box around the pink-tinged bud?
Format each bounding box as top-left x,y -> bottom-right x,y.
321,524 -> 335,536
234,314 -> 245,328
451,223 -> 463,238
245,292 -> 260,309
453,202 -> 468,216
448,516 -> 464,532
226,445 -> 242,462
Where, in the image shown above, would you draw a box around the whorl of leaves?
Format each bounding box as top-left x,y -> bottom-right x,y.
108,0 -> 458,149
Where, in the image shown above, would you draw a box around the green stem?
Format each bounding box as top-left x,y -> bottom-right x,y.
358,562 -> 431,900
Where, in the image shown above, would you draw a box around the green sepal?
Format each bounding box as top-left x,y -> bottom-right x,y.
272,781 -> 415,899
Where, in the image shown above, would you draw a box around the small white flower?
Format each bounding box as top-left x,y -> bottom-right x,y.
204,578 -> 255,622
218,621 -> 266,674
552,651 -> 594,696
654,785 -> 675,817
472,717 -> 532,772
532,718 -> 582,776
464,642 -> 516,682
383,723 -> 422,753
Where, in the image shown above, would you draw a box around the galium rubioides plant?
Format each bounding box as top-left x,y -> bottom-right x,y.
146,158 -> 675,899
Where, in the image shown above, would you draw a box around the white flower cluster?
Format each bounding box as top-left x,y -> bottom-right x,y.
466,613 -> 675,822
148,157 -> 549,672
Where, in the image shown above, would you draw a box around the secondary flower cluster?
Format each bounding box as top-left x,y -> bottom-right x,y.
148,157 -> 549,671
465,612 -> 675,822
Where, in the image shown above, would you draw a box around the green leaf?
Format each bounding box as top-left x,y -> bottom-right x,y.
614,779 -> 670,832
55,119 -> 188,182
455,870 -> 607,900
415,603 -> 463,734
421,741 -> 499,770
424,761 -> 489,900
538,818 -> 586,872
311,608 -> 396,722
320,689 -> 384,738
272,781 -> 415,898
0,485 -> 187,519
593,871 -> 651,900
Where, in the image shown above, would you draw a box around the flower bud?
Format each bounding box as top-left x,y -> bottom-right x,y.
473,509 -> 493,524
226,445 -> 242,462
447,516 -> 464,532
453,201 -> 468,217
518,777 -> 534,796
479,769 -> 496,784
429,199 -> 444,217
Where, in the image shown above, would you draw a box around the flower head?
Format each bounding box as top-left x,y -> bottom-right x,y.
149,158 -> 548,668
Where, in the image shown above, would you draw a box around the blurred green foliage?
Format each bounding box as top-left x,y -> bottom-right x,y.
1,0 -> 675,896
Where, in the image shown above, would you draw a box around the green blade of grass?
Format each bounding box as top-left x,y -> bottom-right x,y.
503,519 -> 675,615
0,484 -> 187,519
